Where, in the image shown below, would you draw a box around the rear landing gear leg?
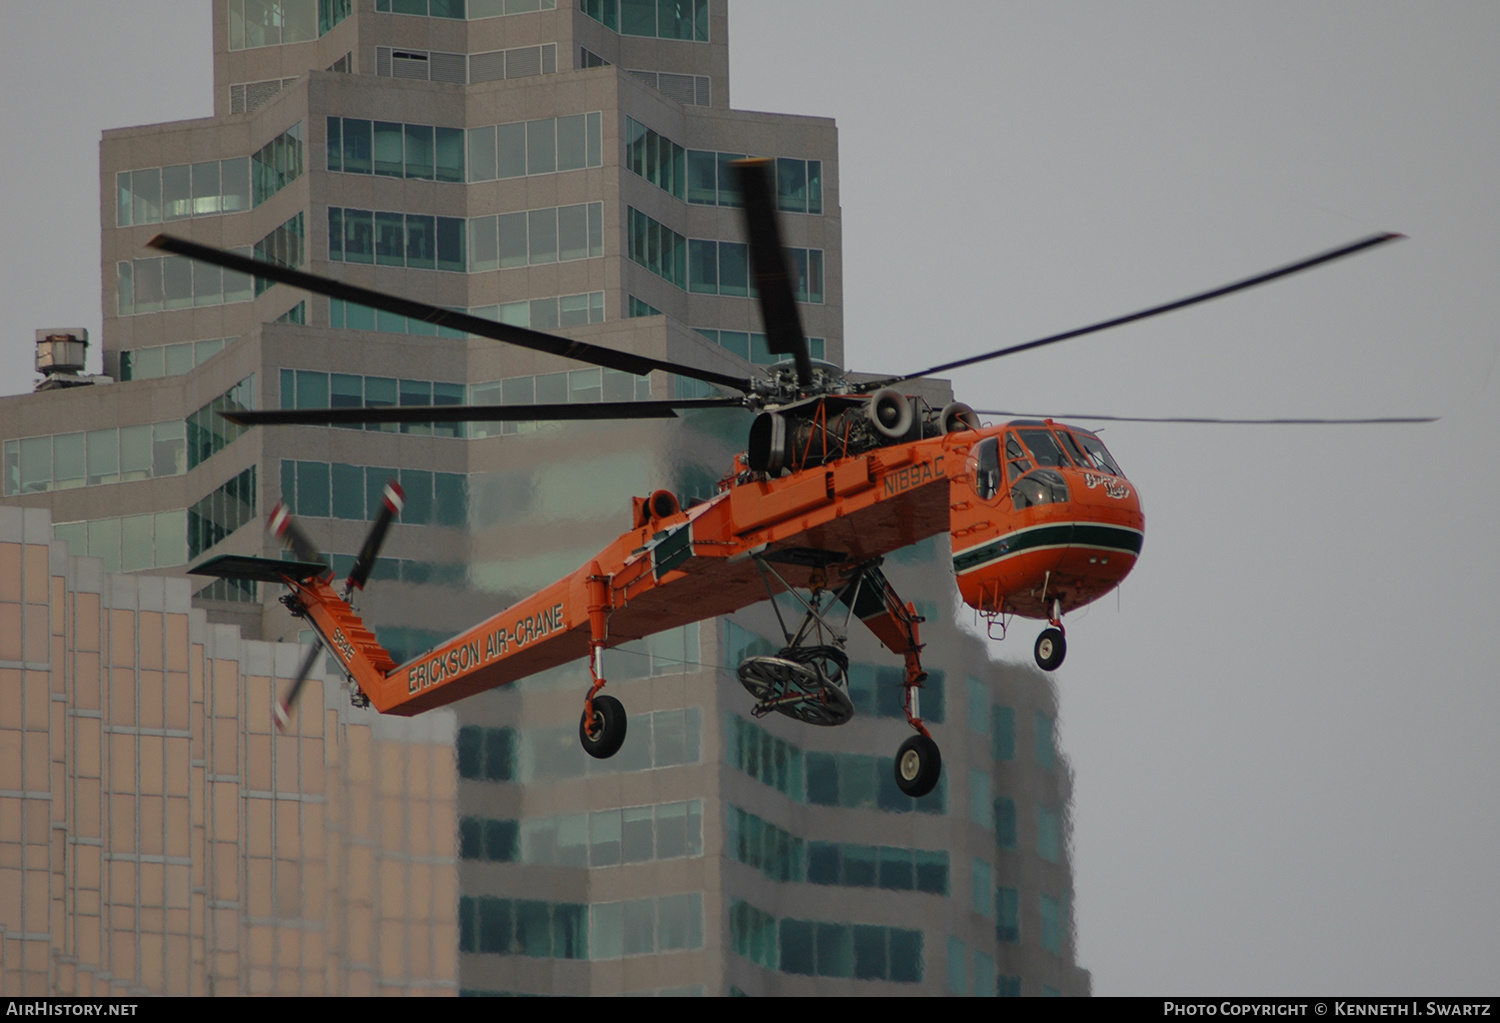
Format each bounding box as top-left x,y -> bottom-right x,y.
579,568 -> 627,759
830,561 -> 943,799
1034,598 -> 1067,672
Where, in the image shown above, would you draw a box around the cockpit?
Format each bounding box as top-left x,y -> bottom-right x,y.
970,420 -> 1126,506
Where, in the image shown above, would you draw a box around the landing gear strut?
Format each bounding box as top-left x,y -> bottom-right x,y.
578,567 -> 628,759
737,555 -> 944,798
1033,599 -> 1067,672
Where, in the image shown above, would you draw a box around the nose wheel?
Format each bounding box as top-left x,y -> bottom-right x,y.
1034,627 -> 1066,671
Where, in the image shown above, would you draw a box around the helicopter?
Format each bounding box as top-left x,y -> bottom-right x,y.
160,160 -> 1428,799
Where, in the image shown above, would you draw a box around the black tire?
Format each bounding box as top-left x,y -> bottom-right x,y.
579,694 -> 627,759
1034,628 -> 1066,671
894,734 -> 942,798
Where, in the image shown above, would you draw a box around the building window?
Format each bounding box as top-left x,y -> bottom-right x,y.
375,0 -> 557,19
187,466 -> 258,559
992,705 -> 1015,761
186,376 -> 255,470
581,0 -> 708,42
996,887 -> 1020,944
458,725 -> 517,780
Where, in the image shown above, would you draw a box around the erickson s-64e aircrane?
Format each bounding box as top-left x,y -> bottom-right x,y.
156,161 -> 1424,799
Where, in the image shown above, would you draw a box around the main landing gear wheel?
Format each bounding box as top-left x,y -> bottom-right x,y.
894,734 -> 942,798
579,694 -> 627,759
1034,628 -> 1067,671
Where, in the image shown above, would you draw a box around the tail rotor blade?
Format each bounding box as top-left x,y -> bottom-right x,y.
275,643 -> 323,733
347,481 -> 404,592
268,502 -> 326,568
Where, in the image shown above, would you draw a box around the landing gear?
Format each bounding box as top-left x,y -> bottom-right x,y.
1034,627 -> 1066,671
580,694 -> 627,759
577,570 -> 627,759
894,734 -> 942,798
1033,597 -> 1067,671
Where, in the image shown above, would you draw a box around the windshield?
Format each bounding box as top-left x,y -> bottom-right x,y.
1018,429 -> 1073,468
1072,429 -> 1123,476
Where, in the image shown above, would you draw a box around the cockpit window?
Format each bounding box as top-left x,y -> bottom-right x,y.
1057,429 -> 1092,468
1005,433 -> 1033,482
972,437 -> 1002,500
1018,429 -> 1073,468
1073,430 -> 1123,476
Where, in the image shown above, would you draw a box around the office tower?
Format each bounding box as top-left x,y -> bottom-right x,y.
0,1 -> 1088,995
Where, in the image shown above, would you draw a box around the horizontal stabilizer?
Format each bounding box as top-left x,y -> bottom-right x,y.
190,554 -> 330,584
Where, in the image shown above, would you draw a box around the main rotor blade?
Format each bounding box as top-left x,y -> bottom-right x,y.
865,233 -> 1405,390
975,409 -> 1437,425
732,159 -> 814,387
147,234 -> 752,394
222,397 -> 747,427
347,481 -> 403,592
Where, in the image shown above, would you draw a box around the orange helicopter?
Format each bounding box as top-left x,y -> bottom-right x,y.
159,161 -> 1424,798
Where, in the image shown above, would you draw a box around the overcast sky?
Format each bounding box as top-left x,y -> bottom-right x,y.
2,2 -> 1497,996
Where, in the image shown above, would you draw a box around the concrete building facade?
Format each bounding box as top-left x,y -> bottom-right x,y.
1,0 -> 1088,996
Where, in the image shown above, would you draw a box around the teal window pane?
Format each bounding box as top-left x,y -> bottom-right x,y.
436,217 -> 465,272
588,201 -> 603,257
406,214 -> 436,270
435,126 -> 464,182
586,111 -> 602,167
972,858 -> 993,916
162,257 -> 193,310
119,426 -> 152,480
620,0 -> 654,35
878,846 -> 914,891
496,121 -> 526,178
995,797 -> 1017,850
194,262 -> 223,306
280,459 -> 297,511
294,370 -> 329,409
117,172 -> 132,227
117,262 -> 134,316
469,216 -> 498,272
373,121 -> 404,177
296,461 -> 331,518
434,473 -> 466,527
556,114 -> 585,171
888,929 -> 922,984
131,167 -> 161,224
718,241 -> 747,296
779,920 -> 814,976
345,300 -> 376,331
805,752 -> 837,806
807,249 -> 824,303
687,150 -> 716,205
1040,894 -> 1062,954
530,298 -> 559,331
86,429 -> 119,485
815,922 -> 853,978
528,208 -> 557,264
400,469 -> 433,524
120,514 -> 155,573
843,844 -> 877,887
375,211 -> 405,266
853,925 -> 886,981
498,212 -> 527,268
191,161 -> 221,215
365,377 -> 397,433
692,0 -> 707,40
467,125 -> 497,181
342,118 -> 372,174
331,463 -> 364,519
947,936 -> 968,995
133,259 -> 163,314
715,152 -> 744,207
993,705 -> 1015,760
326,117 -> 342,172
221,159 -> 250,213
776,157 -> 806,214
525,119 -> 555,175
343,208 -> 374,264
154,511 -> 187,568
88,518 -> 121,573
1036,712 -> 1056,769
996,887 -> 1020,942
404,123 -> 434,179
558,204 -> 588,262
807,160 -> 822,214
914,850 -> 948,895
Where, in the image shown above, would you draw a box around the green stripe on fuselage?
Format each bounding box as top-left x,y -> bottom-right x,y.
952,523 -> 1142,575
